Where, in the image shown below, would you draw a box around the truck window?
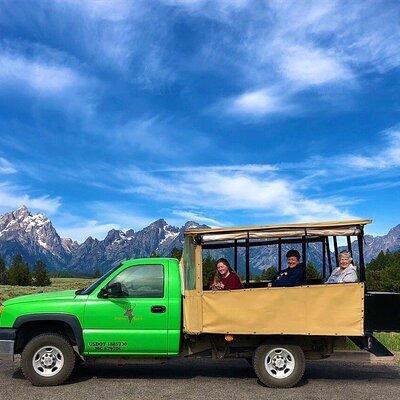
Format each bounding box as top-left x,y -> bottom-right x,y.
107,264 -> 164,298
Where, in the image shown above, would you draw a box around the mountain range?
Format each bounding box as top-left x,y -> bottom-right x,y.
1,205 -> 400,275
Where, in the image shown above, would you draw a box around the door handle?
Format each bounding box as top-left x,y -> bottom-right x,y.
151,305 -> 166,313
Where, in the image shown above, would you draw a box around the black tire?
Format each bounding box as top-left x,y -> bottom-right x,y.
253,344 -> 305,388
21,333 -> 76,386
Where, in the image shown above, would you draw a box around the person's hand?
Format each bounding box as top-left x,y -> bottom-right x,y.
211,282 -> 224,290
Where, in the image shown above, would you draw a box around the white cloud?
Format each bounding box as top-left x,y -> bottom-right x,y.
280,44 -> 353,86
340,128 -> 400,170
227,88 -> 291,116
202,1 -> 400,117
53,205 -> 153,242
108,116 -> 211,160
87,202 -> 156,231
172,210 -> 225,226
123,167 -> 352,221
161,164 -> 277,173
0,182 -> 61,214
0,157 -> 16,174
56,220 -> 117,243
0,52 -> 85,94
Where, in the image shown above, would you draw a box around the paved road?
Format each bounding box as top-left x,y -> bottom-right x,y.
0,358 -> 399,400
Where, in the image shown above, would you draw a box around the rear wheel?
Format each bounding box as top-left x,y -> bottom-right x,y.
253,344 -> 305,388
21,333 -> 76,386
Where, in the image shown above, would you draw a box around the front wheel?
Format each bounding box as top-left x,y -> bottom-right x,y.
21,333 -> 76,386
253,344 -> 305,388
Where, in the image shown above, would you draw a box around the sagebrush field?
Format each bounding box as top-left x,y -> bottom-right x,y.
0,277 -> 94,303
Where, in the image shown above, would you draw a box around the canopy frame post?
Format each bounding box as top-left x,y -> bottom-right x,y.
333,236 -> 339,268
302,230 -> 307,284
322,239 -> 326,279
278,238 -> 282,272
234,239 -> 238,272
326,237 -> 332,274
358,227 -> 366,283
245,232 -> 250,285
347,236 -> 353,255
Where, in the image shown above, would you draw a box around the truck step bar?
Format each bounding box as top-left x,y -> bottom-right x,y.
349,335 -> 393,357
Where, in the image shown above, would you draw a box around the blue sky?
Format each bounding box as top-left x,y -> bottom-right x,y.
0,0 -> 400,242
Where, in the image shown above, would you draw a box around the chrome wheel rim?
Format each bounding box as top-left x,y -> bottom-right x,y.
264,347 -> 295,379
32,346 -> 64,377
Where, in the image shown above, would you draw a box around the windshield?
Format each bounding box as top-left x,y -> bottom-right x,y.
77,264 -> 121,295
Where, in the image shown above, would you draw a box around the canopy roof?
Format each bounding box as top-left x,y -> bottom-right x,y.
185,219 -> 372,242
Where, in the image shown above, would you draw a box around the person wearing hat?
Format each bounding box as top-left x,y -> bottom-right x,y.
272,249 -> 304,287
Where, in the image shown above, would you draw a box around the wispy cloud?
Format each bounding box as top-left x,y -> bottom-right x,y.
279,44 -> 353,87
160,164 -> 277,173
225,88 -> 292,117
0,182 -> 61,214
56,220 -> 117,243
87,202 -> 156,231
107,116 -> 211,160
339,127 -> 400,170
122,167 -> 353,221
54,201 -> 158,242
0,46 -> 89,95
172,210 -> 226,226
0,157 -> 16,174
199,0 -> 400,117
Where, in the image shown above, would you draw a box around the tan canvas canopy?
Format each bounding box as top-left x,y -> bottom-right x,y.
185,219 -> 372,242
181,219 -> 371,336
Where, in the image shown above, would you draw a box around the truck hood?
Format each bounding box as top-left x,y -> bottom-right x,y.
3,290 -> 78,306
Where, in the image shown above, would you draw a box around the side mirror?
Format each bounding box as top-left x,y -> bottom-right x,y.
98,282 -> 124,298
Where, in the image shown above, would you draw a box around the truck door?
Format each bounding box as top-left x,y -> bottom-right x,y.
83,263 -> 168,355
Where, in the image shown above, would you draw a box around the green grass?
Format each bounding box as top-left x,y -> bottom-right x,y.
0,277 -> 94,303
337,333 -> 400,353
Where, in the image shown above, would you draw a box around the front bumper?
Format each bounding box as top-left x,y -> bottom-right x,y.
0,329 -> 16,361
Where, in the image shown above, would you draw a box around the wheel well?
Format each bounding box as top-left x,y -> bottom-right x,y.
15,321 -> 77,354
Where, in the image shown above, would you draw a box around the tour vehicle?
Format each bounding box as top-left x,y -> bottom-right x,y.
1,219 -> 399,388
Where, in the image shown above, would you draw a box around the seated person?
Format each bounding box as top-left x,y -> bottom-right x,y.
326,250 -> 358,284
209,258 -> 244,290
272,250 -> 304,287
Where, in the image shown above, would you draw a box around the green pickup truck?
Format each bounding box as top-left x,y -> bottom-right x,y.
1,221 -> 399,388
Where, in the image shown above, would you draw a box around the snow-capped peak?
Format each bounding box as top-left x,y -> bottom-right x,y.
0,206 -> 65,258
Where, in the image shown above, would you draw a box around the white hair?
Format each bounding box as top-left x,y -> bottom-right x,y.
338,250 -> 352,262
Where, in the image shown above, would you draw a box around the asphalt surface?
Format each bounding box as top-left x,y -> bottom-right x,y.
0,357 -> 399,400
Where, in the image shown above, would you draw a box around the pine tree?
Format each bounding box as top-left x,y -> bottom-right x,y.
32,260 -> 51,287
93,268 -> 101,278
368,250 -> 387,271
8,255 -> 32,286
306,261 -> 322,280
202,254 -> 217,287
260,266 -> 278,281
0,256 -> 7,285
170,247 -> 183,260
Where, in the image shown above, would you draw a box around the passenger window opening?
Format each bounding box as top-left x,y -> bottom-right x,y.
199,232 -> 365,290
